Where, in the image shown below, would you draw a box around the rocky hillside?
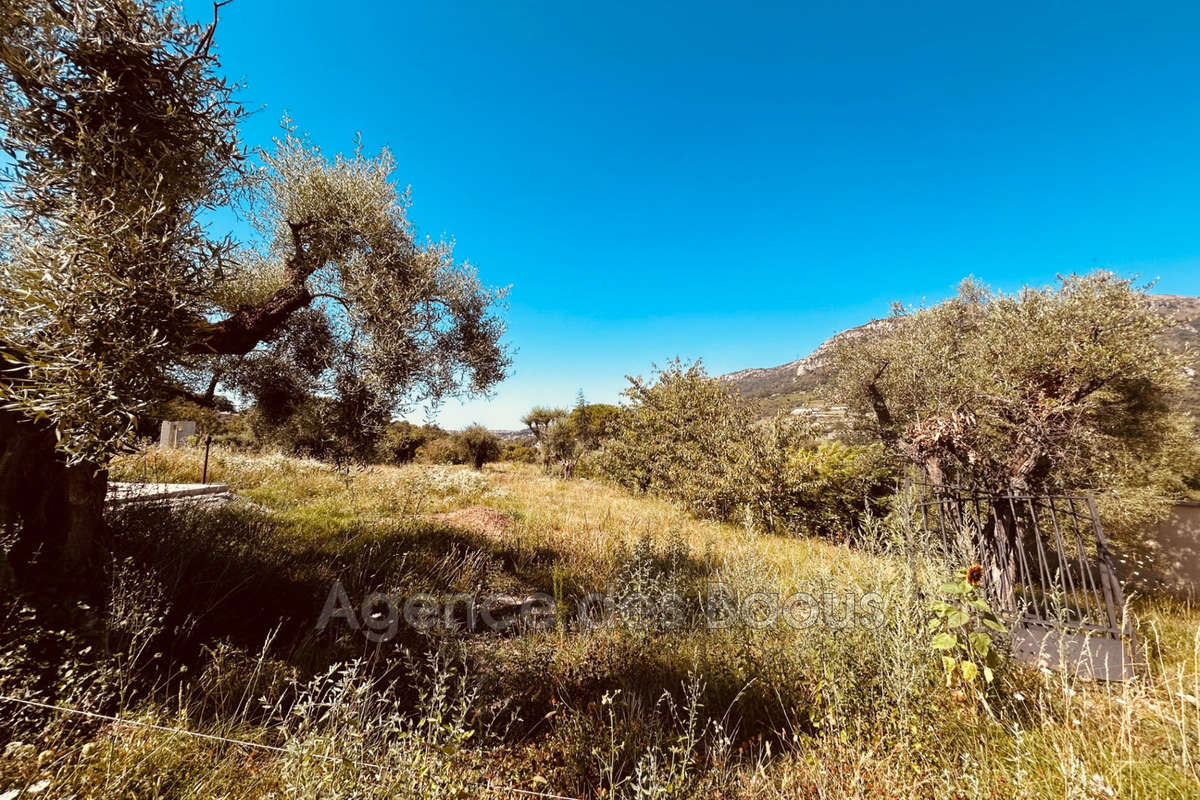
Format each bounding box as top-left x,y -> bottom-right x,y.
723,294 -> 1200,418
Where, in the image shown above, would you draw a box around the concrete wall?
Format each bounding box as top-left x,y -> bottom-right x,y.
1141,502 -> 1200,598
159,420 -> 196,449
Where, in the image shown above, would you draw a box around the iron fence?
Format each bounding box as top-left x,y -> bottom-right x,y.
909,483 -> 1128,641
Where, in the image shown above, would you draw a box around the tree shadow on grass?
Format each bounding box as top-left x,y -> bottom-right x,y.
101,500 -> 673,673
2,499 -> 813,780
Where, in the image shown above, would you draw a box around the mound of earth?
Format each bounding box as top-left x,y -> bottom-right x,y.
421,505 -> 513,538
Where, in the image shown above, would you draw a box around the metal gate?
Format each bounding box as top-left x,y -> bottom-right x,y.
909,484 -> 1135,679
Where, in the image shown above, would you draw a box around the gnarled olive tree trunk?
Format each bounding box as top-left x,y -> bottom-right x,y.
0,406 -> 106,592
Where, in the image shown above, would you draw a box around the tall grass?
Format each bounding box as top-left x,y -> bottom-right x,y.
0,446 -> 1195,798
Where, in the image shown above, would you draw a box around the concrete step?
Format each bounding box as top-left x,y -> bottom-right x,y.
1012,623 -> 1138,681
106,482 -> 234,509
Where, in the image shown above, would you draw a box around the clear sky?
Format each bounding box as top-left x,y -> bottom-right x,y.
192,0 -> 1200,430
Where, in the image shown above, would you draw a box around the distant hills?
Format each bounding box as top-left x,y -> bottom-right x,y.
721,294 -> 1200,419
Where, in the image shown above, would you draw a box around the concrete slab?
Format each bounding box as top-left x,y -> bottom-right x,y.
1012,623 -> 1137,682
106,482 -> 232,507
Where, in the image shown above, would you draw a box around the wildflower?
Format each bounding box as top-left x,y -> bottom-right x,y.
966,564 -> 984,586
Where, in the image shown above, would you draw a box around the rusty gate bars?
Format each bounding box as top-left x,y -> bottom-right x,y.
908,483 -> 1127,642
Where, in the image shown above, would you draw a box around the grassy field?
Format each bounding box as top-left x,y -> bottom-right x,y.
1,446 -> 1198,799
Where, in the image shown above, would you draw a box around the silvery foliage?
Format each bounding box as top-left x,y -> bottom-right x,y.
0,1 -> 510,466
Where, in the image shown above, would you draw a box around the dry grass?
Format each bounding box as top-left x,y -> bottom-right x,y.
0,446 -> 1195,798
420,505 -> 515,539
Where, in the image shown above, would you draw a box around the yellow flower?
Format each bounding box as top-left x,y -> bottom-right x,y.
966,564 -> 984,586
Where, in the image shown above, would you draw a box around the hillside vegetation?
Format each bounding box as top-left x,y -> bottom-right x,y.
724,294 -> 1200,419
2,5 -> 1198,799
1,448 -> 1197,799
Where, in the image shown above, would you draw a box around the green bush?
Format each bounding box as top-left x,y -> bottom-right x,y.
501,441 -> 537,463
243,382 -> 389,468
601,362 -> 897,538
519,399 -> 624,478
566,402 -> 622,449
543,417 -> 580,477
600,359 -> 748,519
782,439 -> 896,538
574,446 -> 607,479
376,420 -> 447,464
416,436 -> 467,465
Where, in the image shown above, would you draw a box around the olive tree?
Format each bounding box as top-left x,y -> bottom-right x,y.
459,424 -> 500,470
825,273 -> 1196,507
0,0 -> 509,583
520,405 -> 565,472
377,420 -> 442,465
542,416 -> 580,478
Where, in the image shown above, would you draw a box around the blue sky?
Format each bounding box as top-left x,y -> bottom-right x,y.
193,0 -> 1200,429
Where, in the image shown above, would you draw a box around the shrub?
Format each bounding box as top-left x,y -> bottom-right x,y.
377,420 -> 445,464
574,446 -> 607,479
601,362 -> 898,539
779,439 -> 896,538
520,399 -> 623,478
732,414 -> 811,534
543,417 -> 580,477
566,401 -> 622,450
500,442 -> 537,463
245,385 -> 389,468
416,436 -> 467,465
601,359 -> 748,519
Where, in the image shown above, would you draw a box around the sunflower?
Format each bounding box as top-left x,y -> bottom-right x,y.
965,564 -> 984,587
